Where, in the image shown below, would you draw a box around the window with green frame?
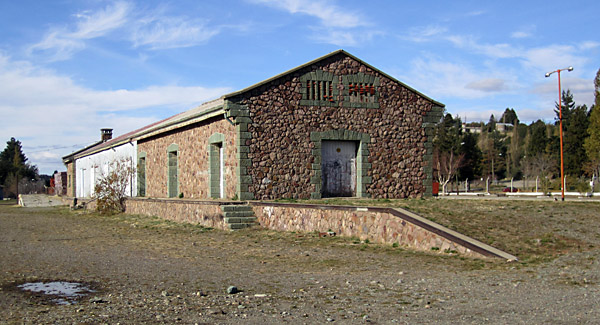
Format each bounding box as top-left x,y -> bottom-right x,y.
137,154 -> 146,197
167,144 -> 178,198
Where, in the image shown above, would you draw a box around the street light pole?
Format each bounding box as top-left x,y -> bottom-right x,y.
545,66 -> 573,201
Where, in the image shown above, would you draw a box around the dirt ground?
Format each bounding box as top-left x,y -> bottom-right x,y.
1,199 -> 599,324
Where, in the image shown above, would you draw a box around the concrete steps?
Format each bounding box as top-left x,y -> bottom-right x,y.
220,204 -> 257,230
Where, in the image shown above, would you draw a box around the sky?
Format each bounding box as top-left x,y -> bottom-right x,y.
1,0 -> 599,175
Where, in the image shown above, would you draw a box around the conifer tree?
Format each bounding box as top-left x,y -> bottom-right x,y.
584,68 -> 600,178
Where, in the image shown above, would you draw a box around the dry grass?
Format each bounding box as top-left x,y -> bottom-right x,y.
274,197 -> 600,263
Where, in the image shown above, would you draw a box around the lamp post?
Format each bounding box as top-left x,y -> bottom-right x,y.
545,66 -> 573,201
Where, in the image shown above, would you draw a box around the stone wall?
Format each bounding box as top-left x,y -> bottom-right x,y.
251,202 -> 487,258
122,199 -> 494,259
229,52 -> 442,200
137,117 -> 238,199
125,198 -> 229,230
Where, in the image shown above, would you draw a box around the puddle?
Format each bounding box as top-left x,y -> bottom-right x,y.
17,281 -> 97,305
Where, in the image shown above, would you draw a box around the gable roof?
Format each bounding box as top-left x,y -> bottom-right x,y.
74,115 -> 173,159
223,49 -> 445,108
134,98 -> 225,141
62,140 -> 105,163
68,50 -> 444,154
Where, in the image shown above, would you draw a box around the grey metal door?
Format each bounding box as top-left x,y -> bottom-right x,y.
322,141 -> 356,197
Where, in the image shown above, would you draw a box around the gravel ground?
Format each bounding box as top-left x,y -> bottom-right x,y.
1,203 -> 599,324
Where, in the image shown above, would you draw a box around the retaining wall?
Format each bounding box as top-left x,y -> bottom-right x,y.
125,198 -> 242,230
123,198 -> 516,260
251,202 -> 491,259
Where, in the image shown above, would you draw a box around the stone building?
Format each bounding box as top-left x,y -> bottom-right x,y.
135,50 -> 444,200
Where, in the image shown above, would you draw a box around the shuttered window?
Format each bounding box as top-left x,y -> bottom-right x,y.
168,151 -> 178,198
137,157 -> 146,197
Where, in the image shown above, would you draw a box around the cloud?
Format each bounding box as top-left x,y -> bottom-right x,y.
132,17 -> 221,50
511,31 -> 531,39
398,56 -> 515,100
579,41 -> 600,51
251,0 -> 365,28
510,25 -> 536,39
465,78 -> 508,92
401,25 -> 448,43
0,54 -> 230,174
521,45 -> 588,72
27,1 -> 229,60
28,1 -> 131,61
311,29 -> 380,47
443,34 -> 594,75
250,0 -> 375,46
70,1 -> 130,39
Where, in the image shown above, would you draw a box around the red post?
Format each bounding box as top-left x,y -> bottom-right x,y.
558,70 -> 565,201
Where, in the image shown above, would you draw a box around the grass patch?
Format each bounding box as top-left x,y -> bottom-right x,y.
266,197 -> 599,264
0,199 -> 17,206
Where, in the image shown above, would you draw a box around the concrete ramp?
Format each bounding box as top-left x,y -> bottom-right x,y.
18,194 -> 66,207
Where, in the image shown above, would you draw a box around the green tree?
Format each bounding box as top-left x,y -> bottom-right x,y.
484,114 -> 497,132
526,120 -> 548,157
500,108 -> 519,125
555,90 -> 589,176
584,68 -> 600,178
554,90 -> 576,124
433,113 -> 463,154
458,131 -> 482,180
0,138 -> 38,186
506,122 -> 524,178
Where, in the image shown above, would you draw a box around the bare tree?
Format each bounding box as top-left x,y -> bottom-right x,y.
528,154 -> 556,193
93,157 -> 135,214
433,149 -> 465,195
521,157 -> 536,189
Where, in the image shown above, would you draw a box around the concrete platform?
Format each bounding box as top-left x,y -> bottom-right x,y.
18,194 -> 67,207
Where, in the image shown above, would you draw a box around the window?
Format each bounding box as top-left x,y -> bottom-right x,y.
347,82 -> 376,104
341,73 -> 380,108
299,71 -> 380,108
167,144 -> 178,198
306,80 -> 334,102
137,155 -> 146,197
299,70 -> 338,107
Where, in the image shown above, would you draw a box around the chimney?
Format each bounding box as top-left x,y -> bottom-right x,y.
101,128 -> 113,141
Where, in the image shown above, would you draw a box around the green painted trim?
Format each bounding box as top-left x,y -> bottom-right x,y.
137,151 -> 147,197
166,144 -> 179,198
167,143 -> 179,153
208,133 -> 225,199
421,105 -> 444,196
224,100 -> 254,200
309,129 -> 371,199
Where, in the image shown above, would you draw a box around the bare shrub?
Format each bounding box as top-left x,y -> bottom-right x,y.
93,158 -> 135,214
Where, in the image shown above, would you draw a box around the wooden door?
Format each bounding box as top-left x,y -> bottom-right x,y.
322,141 -> 356,197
